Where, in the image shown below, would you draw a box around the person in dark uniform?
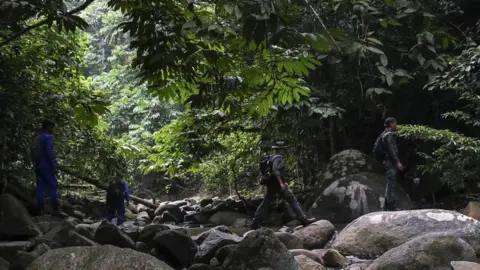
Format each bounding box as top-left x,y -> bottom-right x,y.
374,117 -> 404,211
30,119 -> 68,217
106,173 -> 130,226
251,140 -> 315,229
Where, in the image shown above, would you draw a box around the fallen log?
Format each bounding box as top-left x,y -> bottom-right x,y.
58,165 -> 158,209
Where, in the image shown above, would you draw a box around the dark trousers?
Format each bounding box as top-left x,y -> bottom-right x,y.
106,199 -> 126,225
252,183 -> 306,225
383,160 -> 398,210
35,167 -> 60,207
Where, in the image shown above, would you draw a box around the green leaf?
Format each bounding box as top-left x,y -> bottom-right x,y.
224,4 -> 234,14
235,5 -> 242,19
387,19 -> 403,26
367,37 -> 383,46
379,19 -> 388,28
404,8 -> 417,14
366,88 -> 392,97
385,71 -> 394,86
441,37 -> 449,49
365,46 -> 384,55
380,54 -> 388,66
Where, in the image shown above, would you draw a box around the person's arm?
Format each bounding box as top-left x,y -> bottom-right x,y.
271,156 -> 285,187
122,181 -> 130,202
384,133 -> 401,164
44,135 -> 58,173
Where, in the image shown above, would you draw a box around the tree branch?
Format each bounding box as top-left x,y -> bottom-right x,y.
0,0 -> 95,47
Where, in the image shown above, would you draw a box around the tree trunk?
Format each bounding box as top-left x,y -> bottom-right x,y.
58,165 -> 158,209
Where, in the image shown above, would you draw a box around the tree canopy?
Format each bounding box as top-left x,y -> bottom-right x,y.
1,0 -> 480,203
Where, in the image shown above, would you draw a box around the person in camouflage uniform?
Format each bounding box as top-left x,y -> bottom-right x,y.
377,117 -> 404,211
251,140 -> 315,229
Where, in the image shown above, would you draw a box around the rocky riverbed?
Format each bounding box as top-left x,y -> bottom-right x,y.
1,192 -> 480,270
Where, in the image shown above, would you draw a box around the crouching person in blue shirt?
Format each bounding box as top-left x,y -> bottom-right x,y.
106,176 -> 130,226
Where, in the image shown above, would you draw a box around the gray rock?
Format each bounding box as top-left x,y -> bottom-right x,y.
292,220 -> 335,249
0,194 -> 42,240
289,249 -> 323,263
93,220 -> 135,249
214,244 -> 237,264
451,261 -> 480,270
193,225 -> 232,245
8,242 -> 50,269
310,172 -> 412,222
208,211 -> 248,226
194,227 -> 242,264
189,263 -> 212,270
322,249 -> 349,267
0,257 -> 9,269
26,245 -> 174,270
331,209 -> 480,258
0,241 -> 31,264
294,254 -> 326,270
366,234 -> 477,270
41,219 -> 77,246
153,229 -> 198,268
222,228 -> 300,270
275,232 -> 303,249
66,230 -> 98,246
319,149 -> 383,188
138,224 -> 180,249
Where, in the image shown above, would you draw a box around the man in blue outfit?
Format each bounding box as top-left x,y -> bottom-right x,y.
106,174 -> 130,226
31,120 -> 68,217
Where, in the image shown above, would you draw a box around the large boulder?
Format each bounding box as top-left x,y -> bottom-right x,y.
319,150 -> 383,188
208,211 -> 248,226
465,201 -> 480,221
292,220 -> 335,249
194,227 -> 242,264
0,241 -> 31,264
275,232 -> 303,249
93,220 -> 135,249
451,261 -> 480,270
310,172 -> 412,222
153,229 -> 198,268
294,254 -> 326,270
0,194 -> 42,240
331,209 -> 480,258
366,234 -> 477,270
26,245 -> 174,270
222,228 -> 300,270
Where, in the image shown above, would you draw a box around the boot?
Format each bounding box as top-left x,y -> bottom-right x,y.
300,217 -> 316,227
52,204 -> 69,218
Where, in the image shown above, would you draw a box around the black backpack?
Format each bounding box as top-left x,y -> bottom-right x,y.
107,180 -> 124,199
259,155 -> 281,185
372,131 -> 391,162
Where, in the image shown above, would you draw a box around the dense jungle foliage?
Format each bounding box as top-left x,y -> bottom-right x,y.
1,0 -> 480,205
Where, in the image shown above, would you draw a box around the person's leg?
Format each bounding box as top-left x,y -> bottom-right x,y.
281,185 -> 315,226
35,170 -> 46,215
44,172 -> 68,217
116,201 -> 126,225
251,186 -> 277,229
384,161 -> 397,211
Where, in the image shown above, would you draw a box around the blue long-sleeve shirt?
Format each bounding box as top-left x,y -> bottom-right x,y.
106,180 -> 130,203
122,180 -> 130,202
34,133 -> 57,171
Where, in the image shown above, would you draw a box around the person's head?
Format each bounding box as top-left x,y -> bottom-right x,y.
272,140 -> 288,156
41,119 -> 55,134
384,117 -> 397,131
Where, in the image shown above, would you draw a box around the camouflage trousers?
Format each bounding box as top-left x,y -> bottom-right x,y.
383,160 -> 397,210
252,183 -> 306,226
